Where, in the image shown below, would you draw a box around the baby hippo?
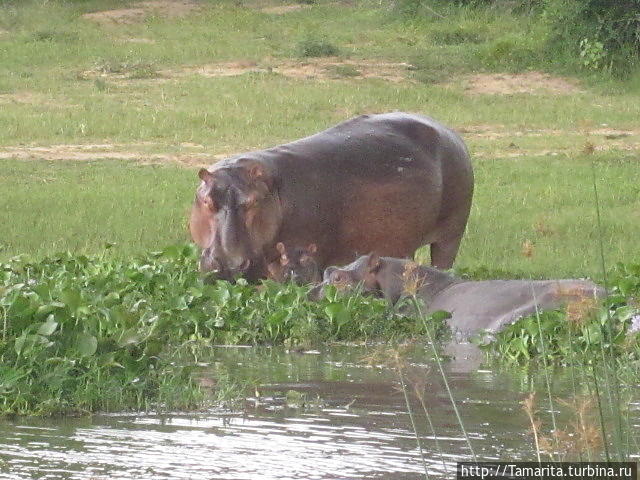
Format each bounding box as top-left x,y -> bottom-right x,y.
267,242 -> 321,284
315,254 -> 605,338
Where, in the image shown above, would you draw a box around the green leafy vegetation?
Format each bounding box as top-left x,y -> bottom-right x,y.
0,245 -> 430,415
396,0 -> 640,76
544,0 -> 640,75
0,0 -> 638,427
297,35 -> 340,57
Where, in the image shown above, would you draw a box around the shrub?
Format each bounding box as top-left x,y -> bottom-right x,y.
544,0 -> 640,74
297,36 -> 340,57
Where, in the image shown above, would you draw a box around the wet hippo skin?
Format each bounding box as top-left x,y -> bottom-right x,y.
189,112 -> 474,282
318,254 -> 606,338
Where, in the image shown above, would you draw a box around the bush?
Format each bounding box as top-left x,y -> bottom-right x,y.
297,36 -> 340,57
544,0 -> 640,74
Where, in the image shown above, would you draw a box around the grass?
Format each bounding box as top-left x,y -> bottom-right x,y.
0,0 -> 638,277
0,1 -> 638,272
0,159 -> 194,258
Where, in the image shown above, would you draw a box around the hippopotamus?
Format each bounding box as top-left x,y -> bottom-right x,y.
267,243 -> 321,284
189,112 -> 473,282
314,254 -> 605,338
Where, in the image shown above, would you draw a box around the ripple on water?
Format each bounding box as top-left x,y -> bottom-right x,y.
1,345 -> 635,479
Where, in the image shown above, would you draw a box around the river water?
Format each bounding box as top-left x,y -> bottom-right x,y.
1,345 -> 638,479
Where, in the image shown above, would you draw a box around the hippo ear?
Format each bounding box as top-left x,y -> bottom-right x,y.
239,159 -> 274,190
307,243 -> 318,255
367,252 -> 381,273
198,168 -> 214,182
267,262 -> 283,282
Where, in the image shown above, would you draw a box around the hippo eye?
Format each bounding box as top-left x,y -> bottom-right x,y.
203,195 -> 217,211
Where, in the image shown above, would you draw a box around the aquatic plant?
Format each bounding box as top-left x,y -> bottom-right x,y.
0,245 -> 426,416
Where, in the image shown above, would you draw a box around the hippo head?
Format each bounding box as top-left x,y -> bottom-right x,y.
309,253 -> 383,300
189,158 -> 282,282
267,242 -> 321,284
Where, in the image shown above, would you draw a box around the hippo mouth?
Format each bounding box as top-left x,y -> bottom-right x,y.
200,251 -> 266,283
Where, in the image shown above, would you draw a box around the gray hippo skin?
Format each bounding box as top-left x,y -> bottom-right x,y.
189,112 -> 473,282
317,254 -> 606,338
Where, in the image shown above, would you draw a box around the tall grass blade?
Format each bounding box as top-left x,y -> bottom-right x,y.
411,296 -> 477,461
398,368 -> 431,480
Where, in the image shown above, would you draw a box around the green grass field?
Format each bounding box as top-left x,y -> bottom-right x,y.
1,0 -> 639,279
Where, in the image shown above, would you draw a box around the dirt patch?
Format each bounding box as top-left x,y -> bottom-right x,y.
162,57 -> 413,83
122,37 -> 156,44
260,4 -> 311,14
83,58 -> 413,83
82,1 -> 200,25
0,92 -> 76,109
462,72 -> 583,95
0,144 -> 233,167
457,124 -> 640,139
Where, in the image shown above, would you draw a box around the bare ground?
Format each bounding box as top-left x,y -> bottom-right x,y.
0,92 -> 77,109
260,4 -> 311,14
458,125 -> 639,139
83,58 -> 415,83
81,1 -> 201,25
462,72 -> 583,95
2,123 -> 638,167
0,144 -> 228,167
80,60 -> 589,93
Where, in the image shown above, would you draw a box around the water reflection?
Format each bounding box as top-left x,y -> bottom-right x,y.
1,345 -> 637,479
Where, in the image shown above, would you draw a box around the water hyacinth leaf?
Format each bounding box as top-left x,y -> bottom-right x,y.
209,286 -> 231,305
524,318 -> 538,337
76,332 -> 98,356
583,323 -> 602,344
144,340 -> 163,357
170,295 -> 188,311
14,333 -> 28,355
161,245 -> 182,260
32,283 -> 51,299
36,315 -> 58,336
325,303 -> 351,329
34,302 -> 65,321
187,286 -> 203,298
517,338 -> 529,358
8,295 -> 31,318
430,310 -> 452,322
98,352 -> 123,368
61,288 -> 82,313
14,333 -> 47,356
181,243 -> 198,258
103,291 -> 120,306
117,328 -> 141,348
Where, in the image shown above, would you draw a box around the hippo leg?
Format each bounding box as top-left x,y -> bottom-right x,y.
430,229 -> 464,270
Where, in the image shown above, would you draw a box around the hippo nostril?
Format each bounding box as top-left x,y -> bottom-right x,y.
210,258 -> 223,274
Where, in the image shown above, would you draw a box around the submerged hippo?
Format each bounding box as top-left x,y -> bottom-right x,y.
267,242 -> 321,284
190,112 -> 473,282
314,254 -> 605,338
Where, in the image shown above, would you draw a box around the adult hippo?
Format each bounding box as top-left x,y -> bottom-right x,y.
190,112 -> 473,282
313,254 -> 605,338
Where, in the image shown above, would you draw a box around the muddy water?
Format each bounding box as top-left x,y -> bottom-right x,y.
1,345 -> 638,479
